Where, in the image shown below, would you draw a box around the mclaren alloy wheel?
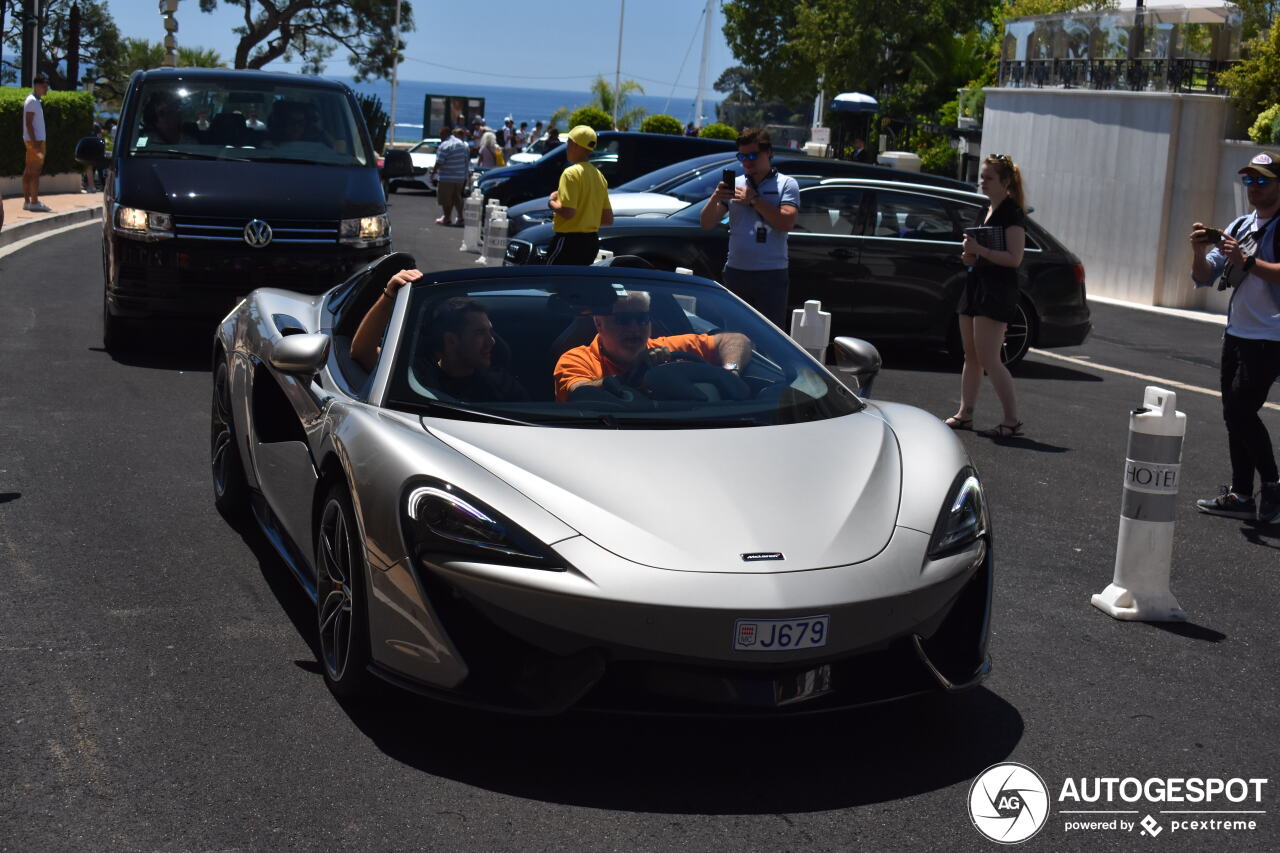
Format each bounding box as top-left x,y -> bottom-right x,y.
316,485 -> 373,699
210,359 -> 248,515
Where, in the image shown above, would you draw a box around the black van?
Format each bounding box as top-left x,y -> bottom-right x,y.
474,131 -> 736,207
78,68 -> 390,349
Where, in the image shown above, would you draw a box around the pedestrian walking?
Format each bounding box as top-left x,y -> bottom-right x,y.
1190,151 -> 1280,523
946,153 -> 1027,438
516,121 -> 529,153
82,122 -> 106,193
500,118 -> 518,161
545,125 -> 613,265
431,125 -> 470,226
22,73 -> 52,212
698,128 -> 799,327
476,130 -> 502,169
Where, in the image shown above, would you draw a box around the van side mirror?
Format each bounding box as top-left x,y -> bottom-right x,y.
381,149 -> 413,180
75,136 -> 109,170
833,336 -> 882,397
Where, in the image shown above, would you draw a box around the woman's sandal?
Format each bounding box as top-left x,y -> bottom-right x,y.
977,421 -> 1025,439
944,415 -> 974,430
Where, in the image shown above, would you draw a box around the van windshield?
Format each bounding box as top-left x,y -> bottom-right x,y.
125,79 -> 373,167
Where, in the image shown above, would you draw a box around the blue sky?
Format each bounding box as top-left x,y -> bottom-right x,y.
110,0 -> 738,95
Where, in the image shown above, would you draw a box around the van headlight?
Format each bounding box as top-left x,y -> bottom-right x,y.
114,204 -> 173,240
927,468 -> 988,558
339,213 -> 390,247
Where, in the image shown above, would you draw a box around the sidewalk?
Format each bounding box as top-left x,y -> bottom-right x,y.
1,190 -> 104,250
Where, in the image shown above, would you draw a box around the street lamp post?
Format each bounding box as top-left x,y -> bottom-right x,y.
612,0 -> 625,129
159,0 -> 179,67
389,0 -> 401,148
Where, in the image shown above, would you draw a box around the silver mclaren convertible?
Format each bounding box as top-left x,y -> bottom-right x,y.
211,254 -> 992,714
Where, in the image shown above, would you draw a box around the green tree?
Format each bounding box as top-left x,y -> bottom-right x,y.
640,114 -> 682,135
196,0 -> 414,81
585,75 -> 646,129
567,106 -> 613,132
1221,21 -> 1280,129
0,0 -> 120,89
94,38 -> 224,110
356,92 -> 389,152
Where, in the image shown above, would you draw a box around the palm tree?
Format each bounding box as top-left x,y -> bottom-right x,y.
587,75 -> 647,130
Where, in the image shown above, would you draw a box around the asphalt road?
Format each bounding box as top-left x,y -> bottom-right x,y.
1,193 -> 1278,853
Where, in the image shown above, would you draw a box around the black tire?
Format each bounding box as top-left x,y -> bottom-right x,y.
944,298 -> 1037,368
316,484 -> 374,700
385,180 -> 397,194
102,294 -> 132,354
210,359 -> 249,516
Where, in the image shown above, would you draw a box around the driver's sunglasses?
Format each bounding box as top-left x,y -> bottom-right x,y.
1241,174 -> 1273,186
607,312 -> 651,326
736,149 -> 768,162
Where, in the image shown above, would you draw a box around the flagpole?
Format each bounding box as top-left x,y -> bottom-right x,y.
389,0 -> 401,147
613,0 -> 625,129
695,0 -> 712,128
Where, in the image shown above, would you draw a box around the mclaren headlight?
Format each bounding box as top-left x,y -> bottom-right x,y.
339,213 -> 390,247
927,468 -> 988,558
402,480 -> 562,570
114,204 -> 173,240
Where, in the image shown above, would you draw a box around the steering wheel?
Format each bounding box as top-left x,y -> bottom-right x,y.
642,360 -> 750,402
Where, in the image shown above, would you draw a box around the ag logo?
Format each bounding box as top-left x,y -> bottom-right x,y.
968,762 -> 1050,844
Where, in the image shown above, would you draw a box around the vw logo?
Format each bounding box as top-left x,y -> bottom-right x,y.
243,219 -> 273,248
968,762 -> 1050,844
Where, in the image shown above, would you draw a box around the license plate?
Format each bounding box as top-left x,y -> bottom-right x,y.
733,615 -> 829,652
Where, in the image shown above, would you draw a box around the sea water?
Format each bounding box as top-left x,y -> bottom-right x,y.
340,76 -> 721,141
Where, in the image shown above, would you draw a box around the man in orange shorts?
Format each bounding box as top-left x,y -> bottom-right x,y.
22,73 -> 52,213
553,290 -> 753,402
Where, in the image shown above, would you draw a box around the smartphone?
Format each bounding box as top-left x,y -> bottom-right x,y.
1198,227 -> 1225,243
722,168 -> 735,188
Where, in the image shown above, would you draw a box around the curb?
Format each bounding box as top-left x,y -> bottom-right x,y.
0,205 -> 103,250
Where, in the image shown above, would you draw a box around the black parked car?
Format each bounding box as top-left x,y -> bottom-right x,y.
475,131 -> 736,207
504,151 -> 974,237
506,177 -> 1091,365
76,67 -> 390,351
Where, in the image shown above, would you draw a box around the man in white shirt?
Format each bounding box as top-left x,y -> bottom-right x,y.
22,73 -> 52,213
1190,151 -> 1280,522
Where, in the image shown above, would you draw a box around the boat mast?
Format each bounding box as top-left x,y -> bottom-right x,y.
389,0 -> 402,147
694,0 -> 712,128
613,0 -> 625,129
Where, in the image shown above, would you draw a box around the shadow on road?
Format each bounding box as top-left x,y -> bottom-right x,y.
91,321 -> 217,372
1147,621 -> 1228,643
872,345 -> 1104,384
339,685 -> 1022,814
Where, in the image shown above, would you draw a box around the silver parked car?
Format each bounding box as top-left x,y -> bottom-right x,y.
212,256 -> 992,714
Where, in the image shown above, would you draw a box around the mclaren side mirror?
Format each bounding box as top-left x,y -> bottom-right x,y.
833,336 -> 882,397
74,135 -> 109,170
270,333 -> 331,376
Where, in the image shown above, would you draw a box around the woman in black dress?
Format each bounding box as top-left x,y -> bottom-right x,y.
945,154 -> 1027,438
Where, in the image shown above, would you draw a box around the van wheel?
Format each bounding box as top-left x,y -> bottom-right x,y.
102,295 -> 132,354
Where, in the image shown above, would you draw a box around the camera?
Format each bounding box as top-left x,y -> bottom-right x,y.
1197,227 -> 1225,243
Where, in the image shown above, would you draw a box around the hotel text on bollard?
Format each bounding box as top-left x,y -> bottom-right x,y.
1091,386 -> 1187,621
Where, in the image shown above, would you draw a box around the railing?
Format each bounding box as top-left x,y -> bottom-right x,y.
997,58 -> 1237,94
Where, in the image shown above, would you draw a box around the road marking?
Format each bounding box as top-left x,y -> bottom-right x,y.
0,216 -> 98,260
1029,348 -> 1280,412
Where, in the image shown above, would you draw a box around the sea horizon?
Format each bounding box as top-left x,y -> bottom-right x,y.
338,75 -> 722,141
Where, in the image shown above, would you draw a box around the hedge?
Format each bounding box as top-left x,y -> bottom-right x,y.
1,87 -> 96,177
640,114 -> 682,135
568,106 -> 614,131
698,122 -> 737,140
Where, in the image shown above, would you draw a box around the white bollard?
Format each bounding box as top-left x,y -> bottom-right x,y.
789,299 -> 831,362
482,213 -> 509,266
1092,386 -> 1187,622
475,203 -> 507,264
460,189 -> 483,253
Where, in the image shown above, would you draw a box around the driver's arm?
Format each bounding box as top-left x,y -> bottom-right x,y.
350,268 -> 422,373
711,332 -> 753,372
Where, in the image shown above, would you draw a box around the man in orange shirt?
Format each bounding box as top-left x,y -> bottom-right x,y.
554,290 -> 753,402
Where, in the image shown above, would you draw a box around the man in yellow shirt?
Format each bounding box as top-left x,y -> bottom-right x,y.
546,125 -> 613,264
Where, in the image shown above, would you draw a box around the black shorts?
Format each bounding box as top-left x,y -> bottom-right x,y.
545,232 -> 600,266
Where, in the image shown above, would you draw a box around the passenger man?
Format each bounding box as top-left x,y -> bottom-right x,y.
351,269 -> 527,402
553,290 -> 752,402
21,73 -> 51,212
699,128 -> 799,327
431,125 -> 470,226
546,125 -> 613,265
1190,151 -> 1280,522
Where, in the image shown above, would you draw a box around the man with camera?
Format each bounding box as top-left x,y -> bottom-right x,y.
699,128 -> 799,327
1190,151 -> 1280,523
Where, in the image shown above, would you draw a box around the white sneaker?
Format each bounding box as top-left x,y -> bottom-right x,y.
22,202 -> 38,211
29,202 -> 52,212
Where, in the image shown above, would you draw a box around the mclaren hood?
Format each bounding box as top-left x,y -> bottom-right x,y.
425,414 -> 901,573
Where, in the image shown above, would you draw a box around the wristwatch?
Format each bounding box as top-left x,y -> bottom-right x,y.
1243,254 -> 1257,272
723,362 -> 740,373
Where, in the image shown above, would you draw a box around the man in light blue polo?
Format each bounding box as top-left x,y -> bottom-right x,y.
699,127 -> 799,326
431,125 -> 471,226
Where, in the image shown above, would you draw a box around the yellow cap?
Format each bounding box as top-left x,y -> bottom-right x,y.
567,125 -> 598,151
